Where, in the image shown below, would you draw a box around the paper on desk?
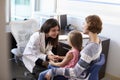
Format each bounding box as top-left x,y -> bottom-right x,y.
59,35 -> 68,41
81,33 -> 89,39
59,33 -> 89,41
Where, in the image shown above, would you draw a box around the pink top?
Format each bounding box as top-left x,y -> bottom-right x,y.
62,48 -> 80,68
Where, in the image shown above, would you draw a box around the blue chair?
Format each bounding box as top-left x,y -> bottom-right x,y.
53,53 -> 105,80
84,53 -> 105,80
89,53 -> 105,80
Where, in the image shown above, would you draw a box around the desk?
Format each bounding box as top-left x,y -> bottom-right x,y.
57,35 -> 110,79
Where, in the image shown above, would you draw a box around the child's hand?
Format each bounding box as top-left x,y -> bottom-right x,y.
48,54 -> 59,61
49,60 -> 55,65
48,54 -> 56,61
53,55 -> 59,62
45,72 -> 51,80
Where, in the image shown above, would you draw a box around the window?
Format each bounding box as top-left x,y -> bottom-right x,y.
15,0 -> 30,5
11,0 -> 32,21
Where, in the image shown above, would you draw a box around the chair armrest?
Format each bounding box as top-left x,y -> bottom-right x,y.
11,48 -> 22,56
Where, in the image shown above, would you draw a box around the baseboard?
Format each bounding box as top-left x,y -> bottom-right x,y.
105,73 -> 120,80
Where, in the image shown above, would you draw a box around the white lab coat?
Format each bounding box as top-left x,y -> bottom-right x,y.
22,32 -> 53,72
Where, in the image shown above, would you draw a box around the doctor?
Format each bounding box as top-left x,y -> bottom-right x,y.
22,18 -> 60,75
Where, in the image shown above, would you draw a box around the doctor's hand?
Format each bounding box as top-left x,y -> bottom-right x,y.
47,54 -> 58,61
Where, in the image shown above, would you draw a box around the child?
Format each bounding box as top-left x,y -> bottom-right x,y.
38,30 -> 83,80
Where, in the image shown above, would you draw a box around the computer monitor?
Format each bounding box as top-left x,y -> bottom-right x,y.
59,14 -> 67,30
39,14 -> 67,30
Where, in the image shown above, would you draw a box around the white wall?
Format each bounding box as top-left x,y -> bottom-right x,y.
0,0 -> 11,80
40,0 -> 56,13
57,0 -> 120,78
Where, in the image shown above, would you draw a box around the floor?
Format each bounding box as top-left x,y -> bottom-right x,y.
10,59 -> 109,80
10,59 -> 36,80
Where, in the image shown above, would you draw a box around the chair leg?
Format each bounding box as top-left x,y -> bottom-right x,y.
9,56 -> 17,62
24,71 -> 36,80
14,56 -> 23,65
14,55 -> 18,63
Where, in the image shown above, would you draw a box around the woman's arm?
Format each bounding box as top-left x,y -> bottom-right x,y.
49,52 -> 73,67
58,56 -> 65,60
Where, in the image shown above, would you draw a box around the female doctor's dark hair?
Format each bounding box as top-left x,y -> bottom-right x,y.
40,18 -> 60,47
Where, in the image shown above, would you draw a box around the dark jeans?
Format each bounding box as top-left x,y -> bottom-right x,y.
32,65 -> 47,79
53,75 -> 68,80
38,69 -> 68,80
38,64 -> 68,80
